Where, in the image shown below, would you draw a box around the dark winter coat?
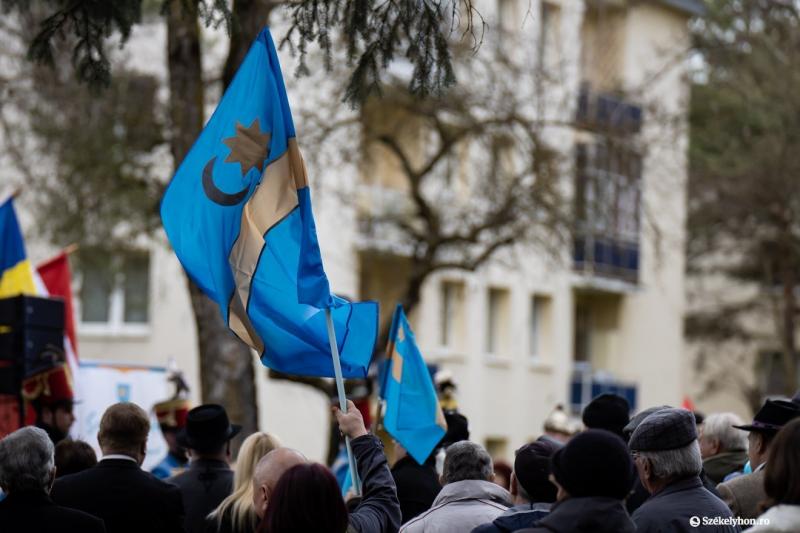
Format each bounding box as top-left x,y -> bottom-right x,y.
391,455 -> 441,524
471,502 -> 550,533
632,475 -> 740,533
347,434 -> 402,533
515,496 -> 635,533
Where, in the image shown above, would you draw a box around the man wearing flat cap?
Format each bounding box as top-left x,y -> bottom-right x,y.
168,404 -> 241,533
717,399 -> 800,521
629,408 -> 738,532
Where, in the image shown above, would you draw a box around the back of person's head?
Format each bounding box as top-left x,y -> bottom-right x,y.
493,460 -> 512,491
439,411 -> 470,448
550,429 -> 634,500
442,441 -> 493,484
763,418 -> 800,508
211,431 -> 281,530
97,402 -> 150,458
261,463 -> 348,533
514,437 -> 560,503
700,412 -> 747,454
582,393 -> 630,439
0,427 -> 55,493
252,447 -> 308,519
54,439 -> 98,477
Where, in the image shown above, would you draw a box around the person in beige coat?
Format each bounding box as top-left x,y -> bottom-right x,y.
717,400 -> 800,520
749,419 -> 800,532
400,441 -> 511,533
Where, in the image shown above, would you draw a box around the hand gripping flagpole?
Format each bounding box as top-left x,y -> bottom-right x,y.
325,308 -> 362,496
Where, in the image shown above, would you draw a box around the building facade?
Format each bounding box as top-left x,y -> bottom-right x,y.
4,0 -> 699,463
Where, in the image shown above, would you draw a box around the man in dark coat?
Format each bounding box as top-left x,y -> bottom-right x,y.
629,408 -> 739,532
391,444 -> 441,523
168,404 -> 240,533
516,429 -> 636,533
472,437 -> 559,533
0,426 -> 106,533
51,402 -> 184,533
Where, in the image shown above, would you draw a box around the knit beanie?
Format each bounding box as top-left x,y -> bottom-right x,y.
582,393 -> 630,439
550,429 -> 634,499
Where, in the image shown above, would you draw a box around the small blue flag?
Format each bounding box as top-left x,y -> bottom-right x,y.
160,27 -> 378,378
380,304 -> 447,464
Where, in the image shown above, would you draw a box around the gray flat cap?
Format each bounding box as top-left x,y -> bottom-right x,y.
629,408 -> 697,452
622,405 -> 671,439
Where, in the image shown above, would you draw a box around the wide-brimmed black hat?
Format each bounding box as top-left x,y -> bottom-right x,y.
177,404 -> 241,452
733,399 -> 800,433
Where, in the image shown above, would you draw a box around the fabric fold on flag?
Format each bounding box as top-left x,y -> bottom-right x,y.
0,198 -> 37,298
160,27 -> 377,378
37,252 -> 81,402
380,304 -> 447,464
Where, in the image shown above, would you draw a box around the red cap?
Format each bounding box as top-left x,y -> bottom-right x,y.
154,398 -> 191,429
22,364 -> 75,406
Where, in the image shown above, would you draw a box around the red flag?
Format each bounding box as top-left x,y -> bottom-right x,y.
37,252 -> 78,356
681,396 -> 696,412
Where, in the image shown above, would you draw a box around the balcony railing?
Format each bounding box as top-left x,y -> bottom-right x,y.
576,84 -> 643,135
573,234 -> 639,283
570,362 -> 638,414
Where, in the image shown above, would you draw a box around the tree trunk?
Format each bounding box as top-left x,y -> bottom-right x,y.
222,0 -> 280,89
780,254 -> 799,396
166,0 -> 259,449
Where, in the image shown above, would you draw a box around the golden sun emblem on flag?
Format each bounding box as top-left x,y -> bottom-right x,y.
202,118 -> 271,206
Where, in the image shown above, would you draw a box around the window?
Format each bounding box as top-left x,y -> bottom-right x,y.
440,281 -> 465,349
485,437 -> 508,460
538,1 -> 562,73
80,252 -> 150,333
574,302 -> 591,363
529,295 -> 552,361
486,287 -> 510,356
573,141 -> 642,281
497,0 -> 517,35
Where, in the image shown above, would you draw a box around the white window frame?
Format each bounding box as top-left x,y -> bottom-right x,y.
78,256 -> 151,338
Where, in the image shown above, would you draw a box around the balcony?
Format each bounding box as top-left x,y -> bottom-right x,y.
576,84 -> 642,135
570,362 -> 638,414
573,234 -> 639,284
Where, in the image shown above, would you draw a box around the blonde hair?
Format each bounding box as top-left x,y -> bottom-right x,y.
209,432 -> 281,532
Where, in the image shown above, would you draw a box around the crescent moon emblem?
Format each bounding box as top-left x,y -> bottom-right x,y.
202,156 -> 250,206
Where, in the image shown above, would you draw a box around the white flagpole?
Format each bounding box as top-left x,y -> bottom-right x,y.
325,308 -> 362,496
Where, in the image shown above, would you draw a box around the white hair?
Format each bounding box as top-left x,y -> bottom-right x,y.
639,440 -> 702,481
0,427 -> 55,493
443,441 -> 494,484
701,412 -> 747,452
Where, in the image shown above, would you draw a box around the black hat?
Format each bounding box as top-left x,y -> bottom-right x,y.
582,393 -> 630,438
177,404 -> 241,452
514,437 -> 561,503
629,408 -> 697,452
733,399 -> 800,434
439,411 -> 469,447
550,429 -> 634,500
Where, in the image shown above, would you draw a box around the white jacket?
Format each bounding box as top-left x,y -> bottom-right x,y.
399,479 -> 511,533
749,505 -> 800,532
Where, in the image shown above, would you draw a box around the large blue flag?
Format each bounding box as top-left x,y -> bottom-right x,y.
160,28 -> 377,378
380,304 -> 447,464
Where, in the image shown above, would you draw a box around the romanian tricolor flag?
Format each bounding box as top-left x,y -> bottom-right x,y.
0,198 -> 36,298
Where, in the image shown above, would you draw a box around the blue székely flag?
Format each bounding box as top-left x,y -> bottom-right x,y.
380,304 -> 447,464
160,27 -> 377,378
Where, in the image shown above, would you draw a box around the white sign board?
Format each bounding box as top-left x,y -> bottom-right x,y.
72,360 -> 169,472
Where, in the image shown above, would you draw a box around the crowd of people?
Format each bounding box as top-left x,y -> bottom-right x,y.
1,390 -> 800,533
